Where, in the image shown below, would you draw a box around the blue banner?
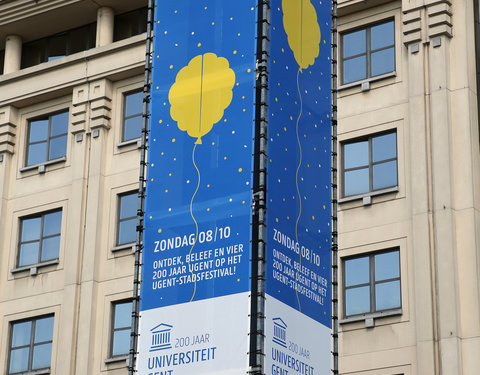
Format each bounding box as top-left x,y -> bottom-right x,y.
265,0 -> 332,328
141,1 -> 257,312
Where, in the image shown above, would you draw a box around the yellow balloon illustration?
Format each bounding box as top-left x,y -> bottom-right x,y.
282,0 -> 321,70
169,53 -> 236,144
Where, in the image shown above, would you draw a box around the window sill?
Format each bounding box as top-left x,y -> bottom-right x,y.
111,243 -> 135,253
11,259 -> 59,276
338,71 -> 397,91
105,355 -> 128,365
339,186 -> 398,205
19,157 -> 66,174
12,368 -> 50,375
339,308 -> 402,328
117,138 -> 141,149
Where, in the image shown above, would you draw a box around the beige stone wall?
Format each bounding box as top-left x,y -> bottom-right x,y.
0,1 -> 146,374
337,0 -> 480,374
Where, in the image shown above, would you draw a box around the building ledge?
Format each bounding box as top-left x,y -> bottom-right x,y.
11,259 -> 59,276
19,157 -> 66,174
338,71 -> 396,92
111,243 -> 136,253
339,308 -> 402,328
105,355 -> 128,365
117,138 -> 141,149
338,186 -> 399,205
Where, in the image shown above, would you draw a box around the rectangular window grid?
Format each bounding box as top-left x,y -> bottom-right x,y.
8,315 -> 54,374
18,210 -> 62,267
26,110 -> 69,167
341,19 -> 395,85
111,301 -> 132,357
342,131 -> 397,197
122,90 -> 143,141
117,192 -> 137,245
343,249 -> 401,317
21,23 -> 96,69
113,8 -> 148,42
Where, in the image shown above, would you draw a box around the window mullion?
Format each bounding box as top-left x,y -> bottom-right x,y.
370,255 -> 376,313
29,319 -> 36,371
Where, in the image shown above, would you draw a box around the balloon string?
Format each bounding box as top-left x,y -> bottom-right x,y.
188,143 -> 200,302
295,68 -> 303,312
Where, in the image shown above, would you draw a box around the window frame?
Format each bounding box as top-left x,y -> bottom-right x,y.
340,18 -> 396,86
110,300 -> 133,358
7,314 -> 55,375
25,110 -> 69,168
341,130 -> 398,199
113,7 -> 148,42
116,192 -> 138,246
21,22 -> 96,69
342,248 -> 402,319
122,89 -> 144,142
17,209 -> 62,268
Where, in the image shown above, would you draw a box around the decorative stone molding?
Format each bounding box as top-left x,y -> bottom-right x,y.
89,79 -> 112,131
403,9 -> 422,46
402,0 -> 452,47
0,106 -> 18,155
426,1 -> 452,39
71,84 -> 89,134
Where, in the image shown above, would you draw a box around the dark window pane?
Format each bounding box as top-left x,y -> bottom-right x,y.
343,55 -> 366,84
371,21 -> 394,50
50,112 -> 68,136
124,117 -> 143,141
375,251 -> 399,281
118,219 -> 137,245
48,34 -> 67,61
22,39 -> 47,68
125,91 -> 143,117
114,302 -> 132,328
114,8 -> 148,42
0,49 -> 4,75
32,343 -> 52,370
375,280 -> 401,311
343,29 -> 366,58
34,317 -> 54,343
112,330 -> 130,356
345,257 -> 369,286
12,321 -> 32,347
372,133 -> 396,162
344,141 -> 368,169
371,47 -> 395,77
345,286 -> 370,315
120,194 -> 137,219
27,142 -> 47,166
29,119 -> 49,143
69,26 -> 91,54
9,347 -> 30,374
344,168 -> 369,196
48,135 -> 67,160
43,211 -> 62,237
21,217 -> 41,242
41,237 -> 60,262
372,160 -> 397,190
19,243 -> 39,266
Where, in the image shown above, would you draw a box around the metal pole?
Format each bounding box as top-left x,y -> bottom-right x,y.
249,1 -> 269,374
331,0 -> 339,374
129,1 -> 154,374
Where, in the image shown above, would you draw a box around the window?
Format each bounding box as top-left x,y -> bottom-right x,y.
111,301 -> 132,357
342,131 -> 397,197
122,90 -> 143,141
117,192 -> 137,245
114,8 -> 148,42
21,23 -> 96,69
26,110 -> 69,167
18,210 -> 62,267
8,315 -> 54,374
0,49 -> 5,75
341,20 -> 395,84
343,249 -> 401,317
